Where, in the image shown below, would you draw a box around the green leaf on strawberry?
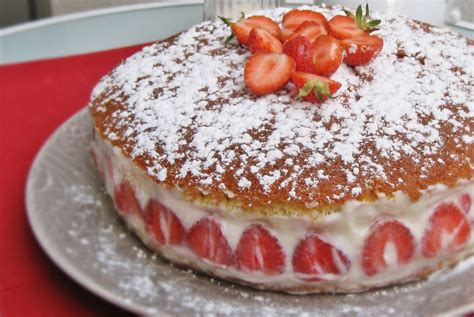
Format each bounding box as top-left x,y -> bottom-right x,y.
297,79 -> 334,102
218,12 -> 245,45
343,4 -> 381,32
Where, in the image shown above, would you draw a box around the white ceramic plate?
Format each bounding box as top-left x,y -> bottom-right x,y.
25,108 -> 474,316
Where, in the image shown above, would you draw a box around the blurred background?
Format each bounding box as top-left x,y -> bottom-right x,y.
0,0 -> 192,27
1,0 -> 473,28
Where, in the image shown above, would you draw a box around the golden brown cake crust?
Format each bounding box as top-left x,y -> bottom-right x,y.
89,6 -> 473,216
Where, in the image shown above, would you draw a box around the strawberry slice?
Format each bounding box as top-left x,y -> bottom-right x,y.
422,202 -> 471,258
310,35 -> 343,77
244,53 -> 295,96
187,217 -> 232,265
460,193 -> 472,214
362,219 -> 415,276
291,72 -> 341,104
145,200 -> 185,245
280,27 -> 296,42
327,15 -> 365,40
234,224 -> 286,275
292,234 -> 350,282
282,9 -> 328,30
113,180 -> 142,216
229,15 -> 280,46
248,28 -> 283,54
283,36 -> 314,73
340,35 -> 384,66
286,21 -> 327,43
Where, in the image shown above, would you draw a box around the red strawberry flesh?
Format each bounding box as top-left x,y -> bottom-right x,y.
362,219 -> 415,276
286,21 -> 327,44
244,53 -> 295,96
340,34 -> 384,66
234,224 -> 286,274
422,202 -> 471,258
187,217 -> 232,265
293,234 -> 351,282
328,15 -> 366,40
145,200 -> 185,245
232,15 -> 280,46
280,27 -> 296,42
310,34 -> 343,77
248,28 -> 283,54
283,9 -> 328,29
460,193 -> 472,214
283,36 -> 314,73
114,180 -> 142,216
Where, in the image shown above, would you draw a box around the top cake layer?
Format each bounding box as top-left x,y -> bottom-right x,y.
89,5 -> 473,215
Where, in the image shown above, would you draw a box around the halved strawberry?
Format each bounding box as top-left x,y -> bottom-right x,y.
292,233 -> 350,282
327,15 -> 365,40
291,72 -> 341,104
422,202 -> 471,258
248,28 -> 283,54
280,27 -> 296,42
187,217 -> 232,265
145,200 -> 185,245
282,36 -> 314,73
234,224 -> 285,275
460,193 -> 472,214
244,53 -> 295,96
286,21 -> 327,44
114,180 -> 142,216
310,35 -> 343,77
282,9 -> 328,30
362,219 -> 415,276
340,35 -> 384,66
227,15 -> 280,46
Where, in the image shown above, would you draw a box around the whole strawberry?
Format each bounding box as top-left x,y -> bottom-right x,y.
340,34 -> 384,66
291,72 -> 341,104
328,4 -> 381,39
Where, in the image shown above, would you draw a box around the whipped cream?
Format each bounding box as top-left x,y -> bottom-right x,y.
91,134 -> 474,292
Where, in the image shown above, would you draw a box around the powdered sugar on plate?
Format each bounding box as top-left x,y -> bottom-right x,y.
27,109 -> 474,316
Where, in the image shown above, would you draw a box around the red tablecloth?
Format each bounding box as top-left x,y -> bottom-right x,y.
2,41 -> 474,317
0,44 -> 149,317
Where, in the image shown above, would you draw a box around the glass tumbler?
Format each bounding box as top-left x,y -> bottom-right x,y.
203,0 -> 285,21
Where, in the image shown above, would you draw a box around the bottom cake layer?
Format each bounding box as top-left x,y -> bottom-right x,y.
91,131 -> 474,293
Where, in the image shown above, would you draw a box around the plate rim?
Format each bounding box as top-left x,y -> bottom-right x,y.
24,107 -> 474,316
24,107 -> 175,316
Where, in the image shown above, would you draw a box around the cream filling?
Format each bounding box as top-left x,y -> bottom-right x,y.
91,135 -> 474,291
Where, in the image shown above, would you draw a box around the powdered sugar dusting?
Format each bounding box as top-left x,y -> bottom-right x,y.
28,108 -> 474,316
66,183 -> 474,316
90,5 -> 473,207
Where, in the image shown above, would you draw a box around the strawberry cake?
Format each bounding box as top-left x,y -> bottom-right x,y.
88,4 -> 473,293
